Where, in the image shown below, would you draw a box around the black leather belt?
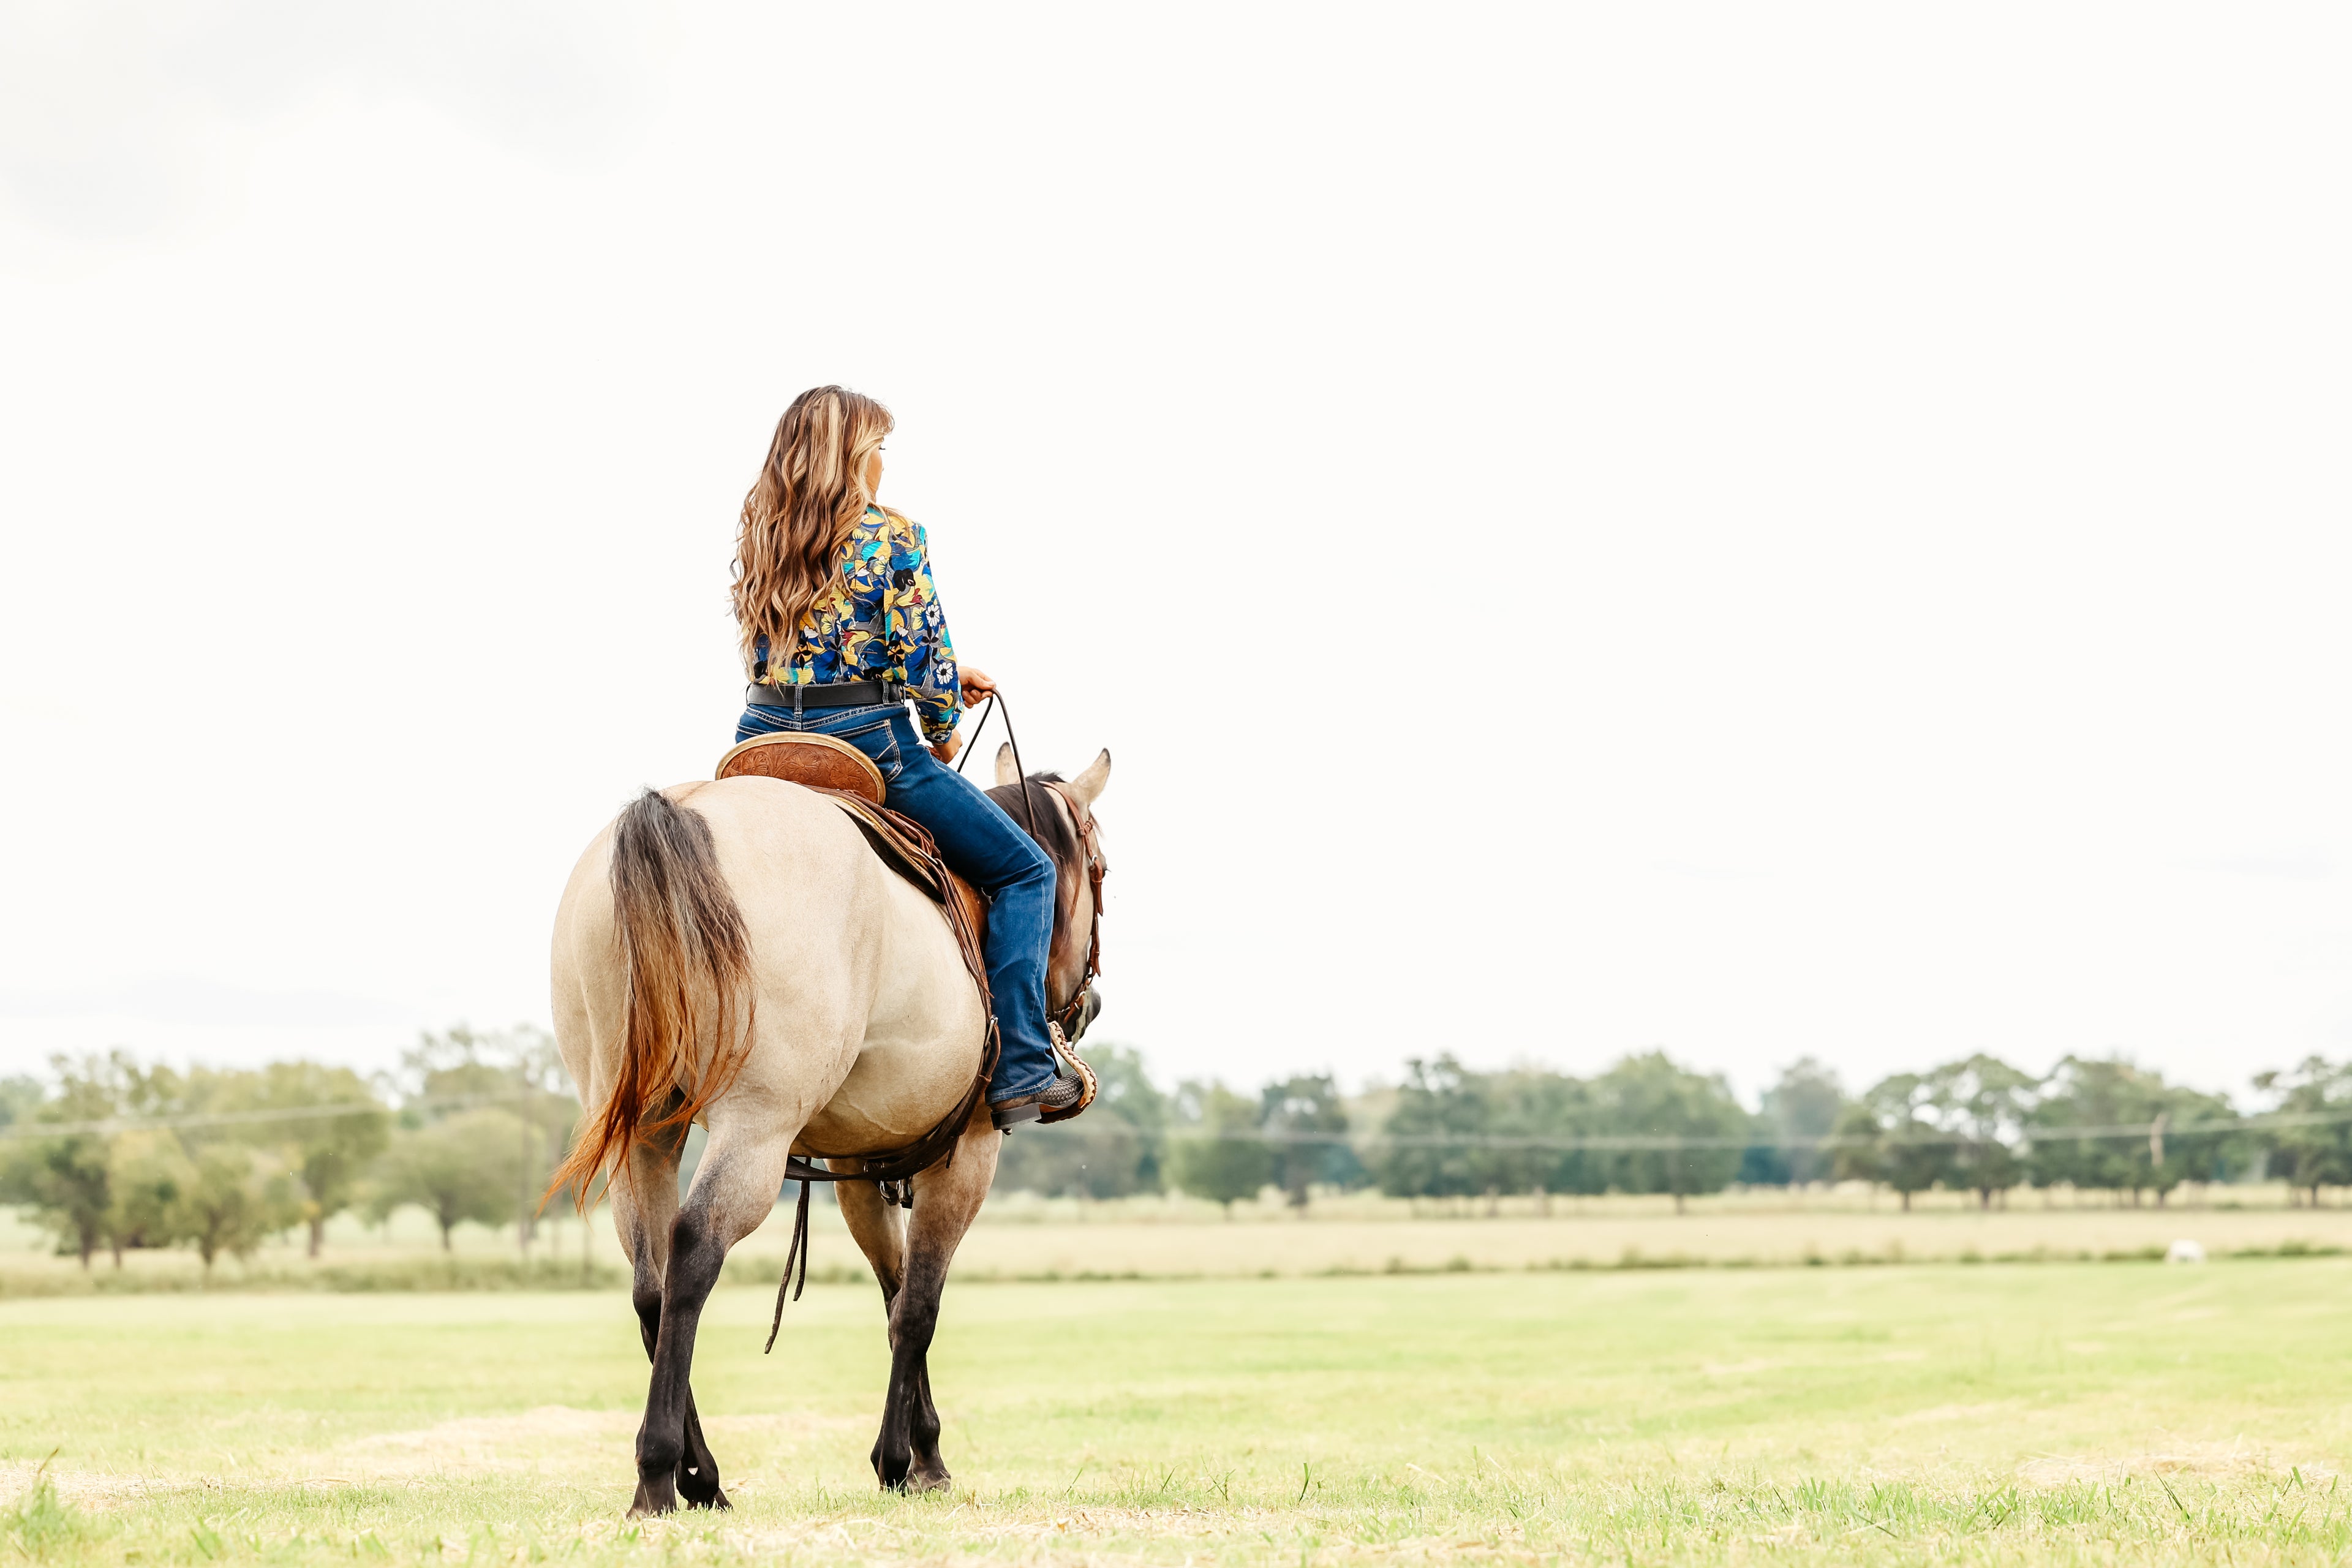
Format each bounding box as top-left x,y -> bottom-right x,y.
745,679 -> 907,712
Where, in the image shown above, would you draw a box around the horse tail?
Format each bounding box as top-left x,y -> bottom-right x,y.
548,788 -> 756,1210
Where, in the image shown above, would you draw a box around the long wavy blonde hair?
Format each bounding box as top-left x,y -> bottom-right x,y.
731,385 -> 894,678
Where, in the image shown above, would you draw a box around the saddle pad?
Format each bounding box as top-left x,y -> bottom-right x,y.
821,794 -> 991,961
715,731 -> 886,805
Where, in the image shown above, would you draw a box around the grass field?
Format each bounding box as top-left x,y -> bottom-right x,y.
5,1261 -> 2350,1564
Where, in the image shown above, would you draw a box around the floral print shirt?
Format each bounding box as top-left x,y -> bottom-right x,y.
752,506 -> 962,743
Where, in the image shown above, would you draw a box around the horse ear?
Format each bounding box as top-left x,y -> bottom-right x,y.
1067,748 -> 1112,807
995,742 -> 1020,788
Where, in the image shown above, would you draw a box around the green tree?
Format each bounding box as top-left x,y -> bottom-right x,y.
104,1130 -> 194,1261
372,1109 -> 532,1250
4,1054 -> 142,1267
233,1062 -> 390,1256
1258,1073 -> 1360,1209
1829,1101 -> 1885,1188
1589,1052 -> 1746,1212
1167,1082 -> 1273,1216
1752,1058 -> 1848,1187
1482,1068 -> 1602,1204
1374,1056 -> 1487,1199
2027,1057 -> 2232,1205
2252,1057 -> 2352,1205
1925,1054 -> 2035,1208
13,1131 -> 112,1265
1849,1073 -> 1950,1210
405,1023 -> 573,1244
180,1147 -> 296,1276
993,1044 -> 1169,1198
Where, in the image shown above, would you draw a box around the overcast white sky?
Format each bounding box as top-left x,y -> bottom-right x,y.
2,2 -> 2348,1109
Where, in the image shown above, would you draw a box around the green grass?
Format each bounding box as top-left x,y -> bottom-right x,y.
3,1262 -> 2348,1564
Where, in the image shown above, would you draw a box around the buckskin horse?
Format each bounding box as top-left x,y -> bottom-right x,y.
547,741 -> 1110,1514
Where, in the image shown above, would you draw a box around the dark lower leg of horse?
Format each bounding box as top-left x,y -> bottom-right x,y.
908,1363 -> 948,1488
631,1213 -> 731,1517
864,1361 -> 948,1492
631,1257 -> 729,1511
866,1283 -> 897,1483
676,1393 -> 726,1509
875,1273 -> 941,1469
872,1262 -> 948,1492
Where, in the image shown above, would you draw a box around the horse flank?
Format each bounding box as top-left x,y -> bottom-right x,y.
546,788 -> 756,1208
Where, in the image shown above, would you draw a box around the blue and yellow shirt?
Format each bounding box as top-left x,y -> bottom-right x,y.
753,506 -> 961,743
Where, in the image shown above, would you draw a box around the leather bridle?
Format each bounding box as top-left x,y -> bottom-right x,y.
1042,780 -> 1106,1040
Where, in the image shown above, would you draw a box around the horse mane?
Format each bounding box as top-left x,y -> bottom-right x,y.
986,772 -> 1087,941
987,772 -> 1081,862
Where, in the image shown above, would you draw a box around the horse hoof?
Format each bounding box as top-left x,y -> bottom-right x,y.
908,1468 -> 952,1494
630,1474 -> 679,1517
679,1462 -> 729,1511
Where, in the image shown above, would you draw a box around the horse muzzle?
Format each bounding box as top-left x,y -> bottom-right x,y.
1066,987 -> 1102,1043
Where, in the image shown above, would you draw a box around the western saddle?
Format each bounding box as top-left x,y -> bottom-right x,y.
715,731 -> 888,807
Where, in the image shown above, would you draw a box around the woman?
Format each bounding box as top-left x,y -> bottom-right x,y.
729,385 -> 1084,1128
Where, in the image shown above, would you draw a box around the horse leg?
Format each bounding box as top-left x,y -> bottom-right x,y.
609,1123 -> 730,1513
907,1362 -> 946,1488
873,1104 -> 1000,1492
630,1117 -> 790,1518
832,1161 -> 916,1482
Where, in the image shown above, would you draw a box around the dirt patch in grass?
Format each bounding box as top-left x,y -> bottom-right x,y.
317,1405 -> 867,1481
2016,1439 -> 2335,1485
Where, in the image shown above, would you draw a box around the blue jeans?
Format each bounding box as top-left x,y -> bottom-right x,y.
734,703 -> 1058,1102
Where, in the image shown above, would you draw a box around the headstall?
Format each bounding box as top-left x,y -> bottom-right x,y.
1044,779 -> 1107,1039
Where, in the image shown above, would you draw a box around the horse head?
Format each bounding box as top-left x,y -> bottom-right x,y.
988,745 -> 1110,1043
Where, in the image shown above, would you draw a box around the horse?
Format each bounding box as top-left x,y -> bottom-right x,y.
547,743 -> 1111,1515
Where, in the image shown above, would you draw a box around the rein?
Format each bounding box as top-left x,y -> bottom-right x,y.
957,691 -> 1106,1035
951,691 -> 1035,835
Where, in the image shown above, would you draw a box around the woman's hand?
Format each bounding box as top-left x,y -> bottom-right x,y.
960,665 -> 998,706
930,732 -> 962,766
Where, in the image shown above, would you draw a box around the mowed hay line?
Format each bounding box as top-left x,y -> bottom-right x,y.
2,1262 -> 2350,1564
930,1201 -> 2352,1277
10,1193 -> 2352,1296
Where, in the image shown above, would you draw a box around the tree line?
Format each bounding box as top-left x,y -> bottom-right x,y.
995,1048 -> 2352,1213
10,1038 -> 2352,1259
0,1027 -> 576,1272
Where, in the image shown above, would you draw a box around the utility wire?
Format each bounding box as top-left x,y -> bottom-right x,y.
1019,1107 -> 2352,1151
1176,1109 -> 2352,1161
7,1094 -> 2350,1152
0,1088 -> 540,1141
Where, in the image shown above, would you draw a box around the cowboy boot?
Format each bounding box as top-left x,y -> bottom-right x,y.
990,1023 -> 1098,1129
